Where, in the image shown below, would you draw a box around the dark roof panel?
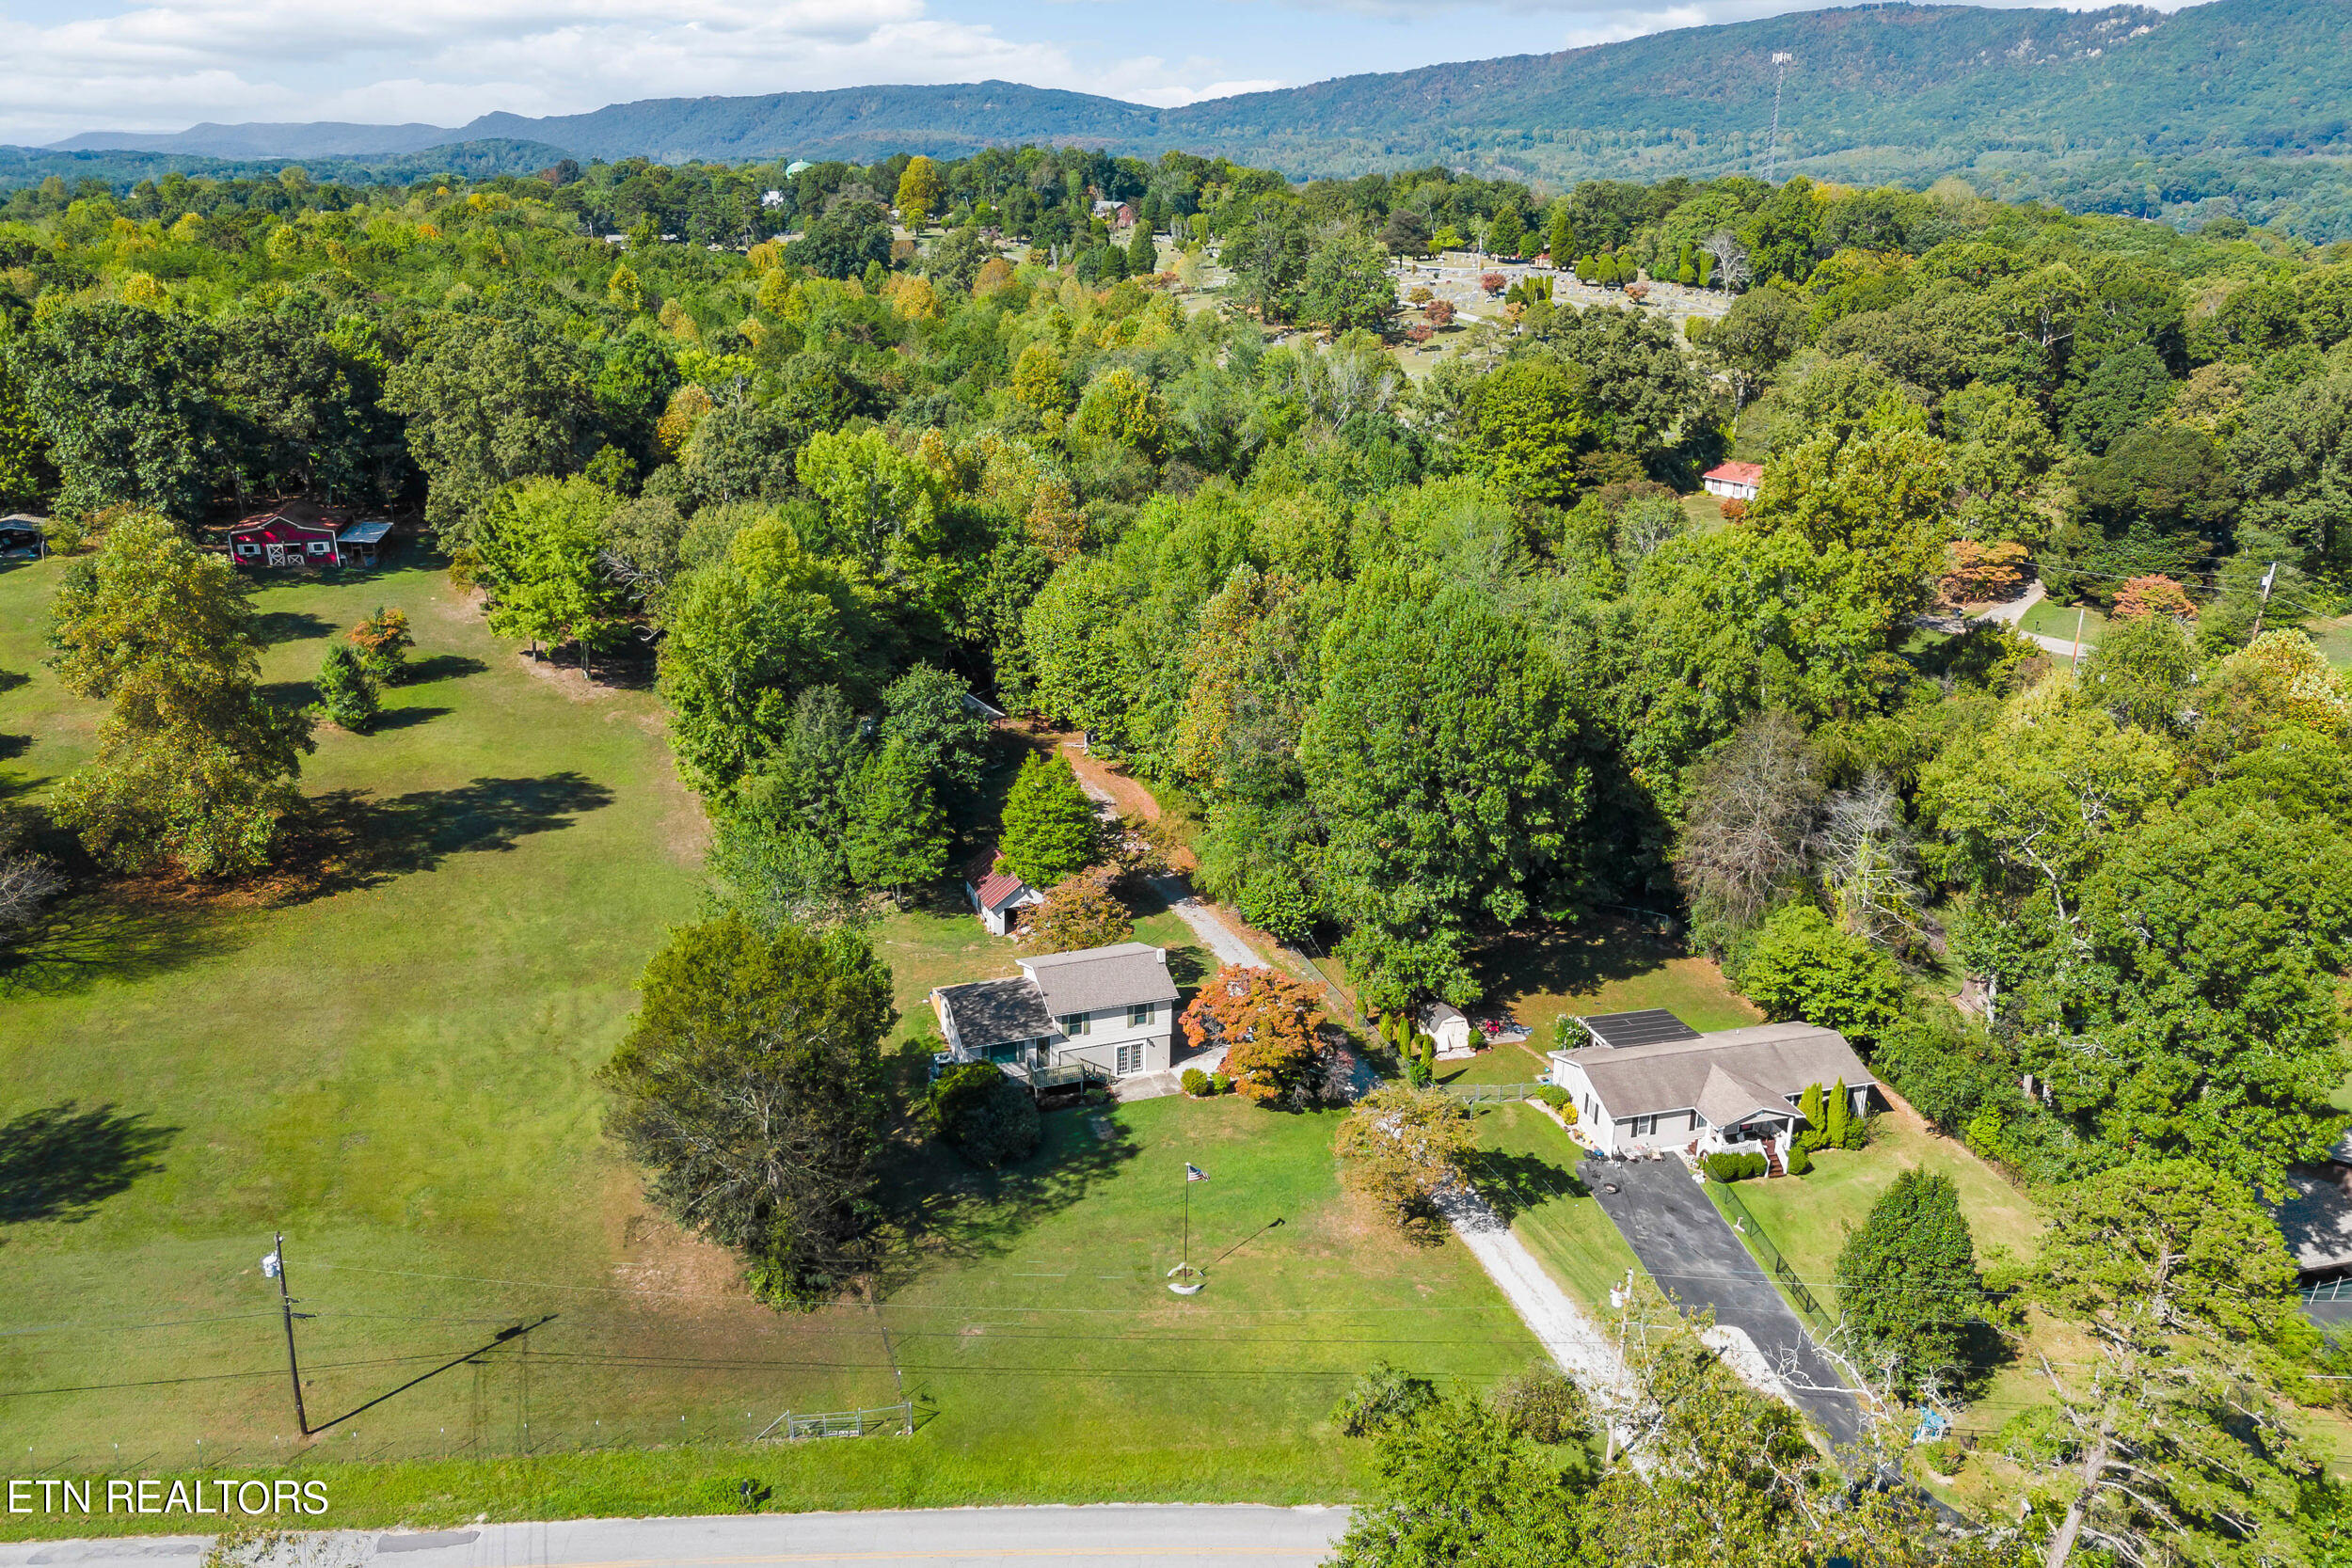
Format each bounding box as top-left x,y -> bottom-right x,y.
1579,1009 -> 1704,1049
935,977 -> 1057,1050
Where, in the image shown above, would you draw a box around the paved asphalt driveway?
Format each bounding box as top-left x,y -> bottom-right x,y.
0,1506 -> 1351,1568
1581,1156 -> 1867,1448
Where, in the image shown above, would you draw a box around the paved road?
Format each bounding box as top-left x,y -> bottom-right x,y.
1581,1157 -> 1866,1448
0,1507 -> 1351,1568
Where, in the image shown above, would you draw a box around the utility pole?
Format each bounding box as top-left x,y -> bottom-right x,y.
1766,54 -> 1794,182
2071,606 -> 2087,673
1603,1268 -> 1635,1465
264,1234 -> 310,1435
2249,562 -> 2279,639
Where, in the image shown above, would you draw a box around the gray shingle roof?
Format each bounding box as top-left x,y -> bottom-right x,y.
1020,942 -> 1178,1017
2277,1165 -> 2352,1274
934,977 -> 1057,1051
1552,1022 -> 1874,1123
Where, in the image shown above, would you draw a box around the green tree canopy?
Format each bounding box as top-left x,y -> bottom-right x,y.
998,752 -> 1103,888
600,913 -> 895,1306
1833,1169 -> 1985,1395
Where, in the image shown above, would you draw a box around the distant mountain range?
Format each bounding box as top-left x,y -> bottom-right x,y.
13,0 -> 2352,228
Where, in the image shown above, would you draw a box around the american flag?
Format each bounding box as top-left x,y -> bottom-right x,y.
1185,1164 -> 1209,1182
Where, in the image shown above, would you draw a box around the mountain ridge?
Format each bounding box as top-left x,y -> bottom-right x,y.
25,0 -> 2352,194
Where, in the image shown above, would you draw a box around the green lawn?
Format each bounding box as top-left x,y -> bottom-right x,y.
0,553 -> 1534,1529
1469,1103 -> 1645,1317
2020,597 -> 2106,645
1471,916 -> 1762,1052
1723,1110 -> 2044,1306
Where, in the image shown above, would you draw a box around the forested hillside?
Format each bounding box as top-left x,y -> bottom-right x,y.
26,0 -> 2352,235
10,140 -> 2352,1554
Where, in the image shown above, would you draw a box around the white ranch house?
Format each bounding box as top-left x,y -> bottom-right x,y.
1548,1009 -> 1875,1170
1701,461 -> 1764,502
931,942 -> 1179,1091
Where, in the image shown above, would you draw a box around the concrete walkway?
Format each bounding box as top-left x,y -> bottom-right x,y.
0,1507 -> 1352,1568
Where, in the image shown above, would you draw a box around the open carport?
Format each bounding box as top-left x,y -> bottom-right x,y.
1582,1154 -> 1867,1448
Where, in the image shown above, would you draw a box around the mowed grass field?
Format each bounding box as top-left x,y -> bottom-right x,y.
0,553 -> 1539,1529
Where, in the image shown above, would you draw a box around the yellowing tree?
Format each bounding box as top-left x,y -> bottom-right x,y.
895,157 -> 944,228
606,261 -> 644,312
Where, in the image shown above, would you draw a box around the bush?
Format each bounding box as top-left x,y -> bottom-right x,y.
1331,1360 -> 1438,1436
1533,1085 -> 1570,1112
1704,1152 -> 1770,1182
1211,1072 -> 1232,1096
1785,1143 -> 1813,1176
924,1062 -> 1041,1167
1488,1362 -> 1590,1445
1181,1067 -> 1210,1097
348,607 -> 414,683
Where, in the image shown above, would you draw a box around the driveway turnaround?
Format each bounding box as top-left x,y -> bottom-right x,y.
1,1506 -> 1352,1568
1581,1156 -> 1867,1448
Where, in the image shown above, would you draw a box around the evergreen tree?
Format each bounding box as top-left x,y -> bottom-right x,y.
1127,221 -> 1156,277
1486,209 -> 1525,260
1825,1076 -> 1854,1148
847,737 -> 948,898
1547,207 -> 1574,269
316,641 -> 380,733
999,752 -> 1102,888
1797,1082 -> 1825,1145
1676,245 -> 1698,286
1834,1169 -> 1984,1394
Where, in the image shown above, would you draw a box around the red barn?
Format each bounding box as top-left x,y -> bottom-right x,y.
225,501 -> 389,568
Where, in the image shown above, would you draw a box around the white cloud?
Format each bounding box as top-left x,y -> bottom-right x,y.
0,0 -> 1170,142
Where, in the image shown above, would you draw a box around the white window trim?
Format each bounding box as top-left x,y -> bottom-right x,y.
1061,1012 -> 1090,1037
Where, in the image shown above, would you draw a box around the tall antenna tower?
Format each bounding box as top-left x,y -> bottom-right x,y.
1766,52 -> 1794,182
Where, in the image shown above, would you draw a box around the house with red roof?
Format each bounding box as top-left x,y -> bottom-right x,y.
965,847 -> 1045,937
1701,461 -> 1764,502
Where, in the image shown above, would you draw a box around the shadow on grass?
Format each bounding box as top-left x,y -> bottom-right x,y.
261,679 -> 319,711
0,893 -> 247,999
1469,915 -> 1686,1007
0,733 -> 28,763
869,1105 -> 1140,1295
0,1101 -> 178,1226
1459,1145 -> 1588,1226
403,654 -> 490,686
255,610 -> 335,645
0,668 -> 28,693
277,773 -> 615,900
367,705 -> 453,733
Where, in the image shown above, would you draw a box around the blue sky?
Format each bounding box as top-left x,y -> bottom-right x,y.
0,0 -> 2197,145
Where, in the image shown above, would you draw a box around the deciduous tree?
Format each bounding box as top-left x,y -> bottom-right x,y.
600,913 -> 895,1306
1332,1083 -> 1473,1234
1183,963 -> 1327,1104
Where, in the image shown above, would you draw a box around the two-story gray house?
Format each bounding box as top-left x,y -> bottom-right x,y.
930,942 -> 1181,1087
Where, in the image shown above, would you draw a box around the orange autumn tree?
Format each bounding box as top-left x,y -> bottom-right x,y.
1181,964 -> 1325,1103
2112,574 -> 2199,622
